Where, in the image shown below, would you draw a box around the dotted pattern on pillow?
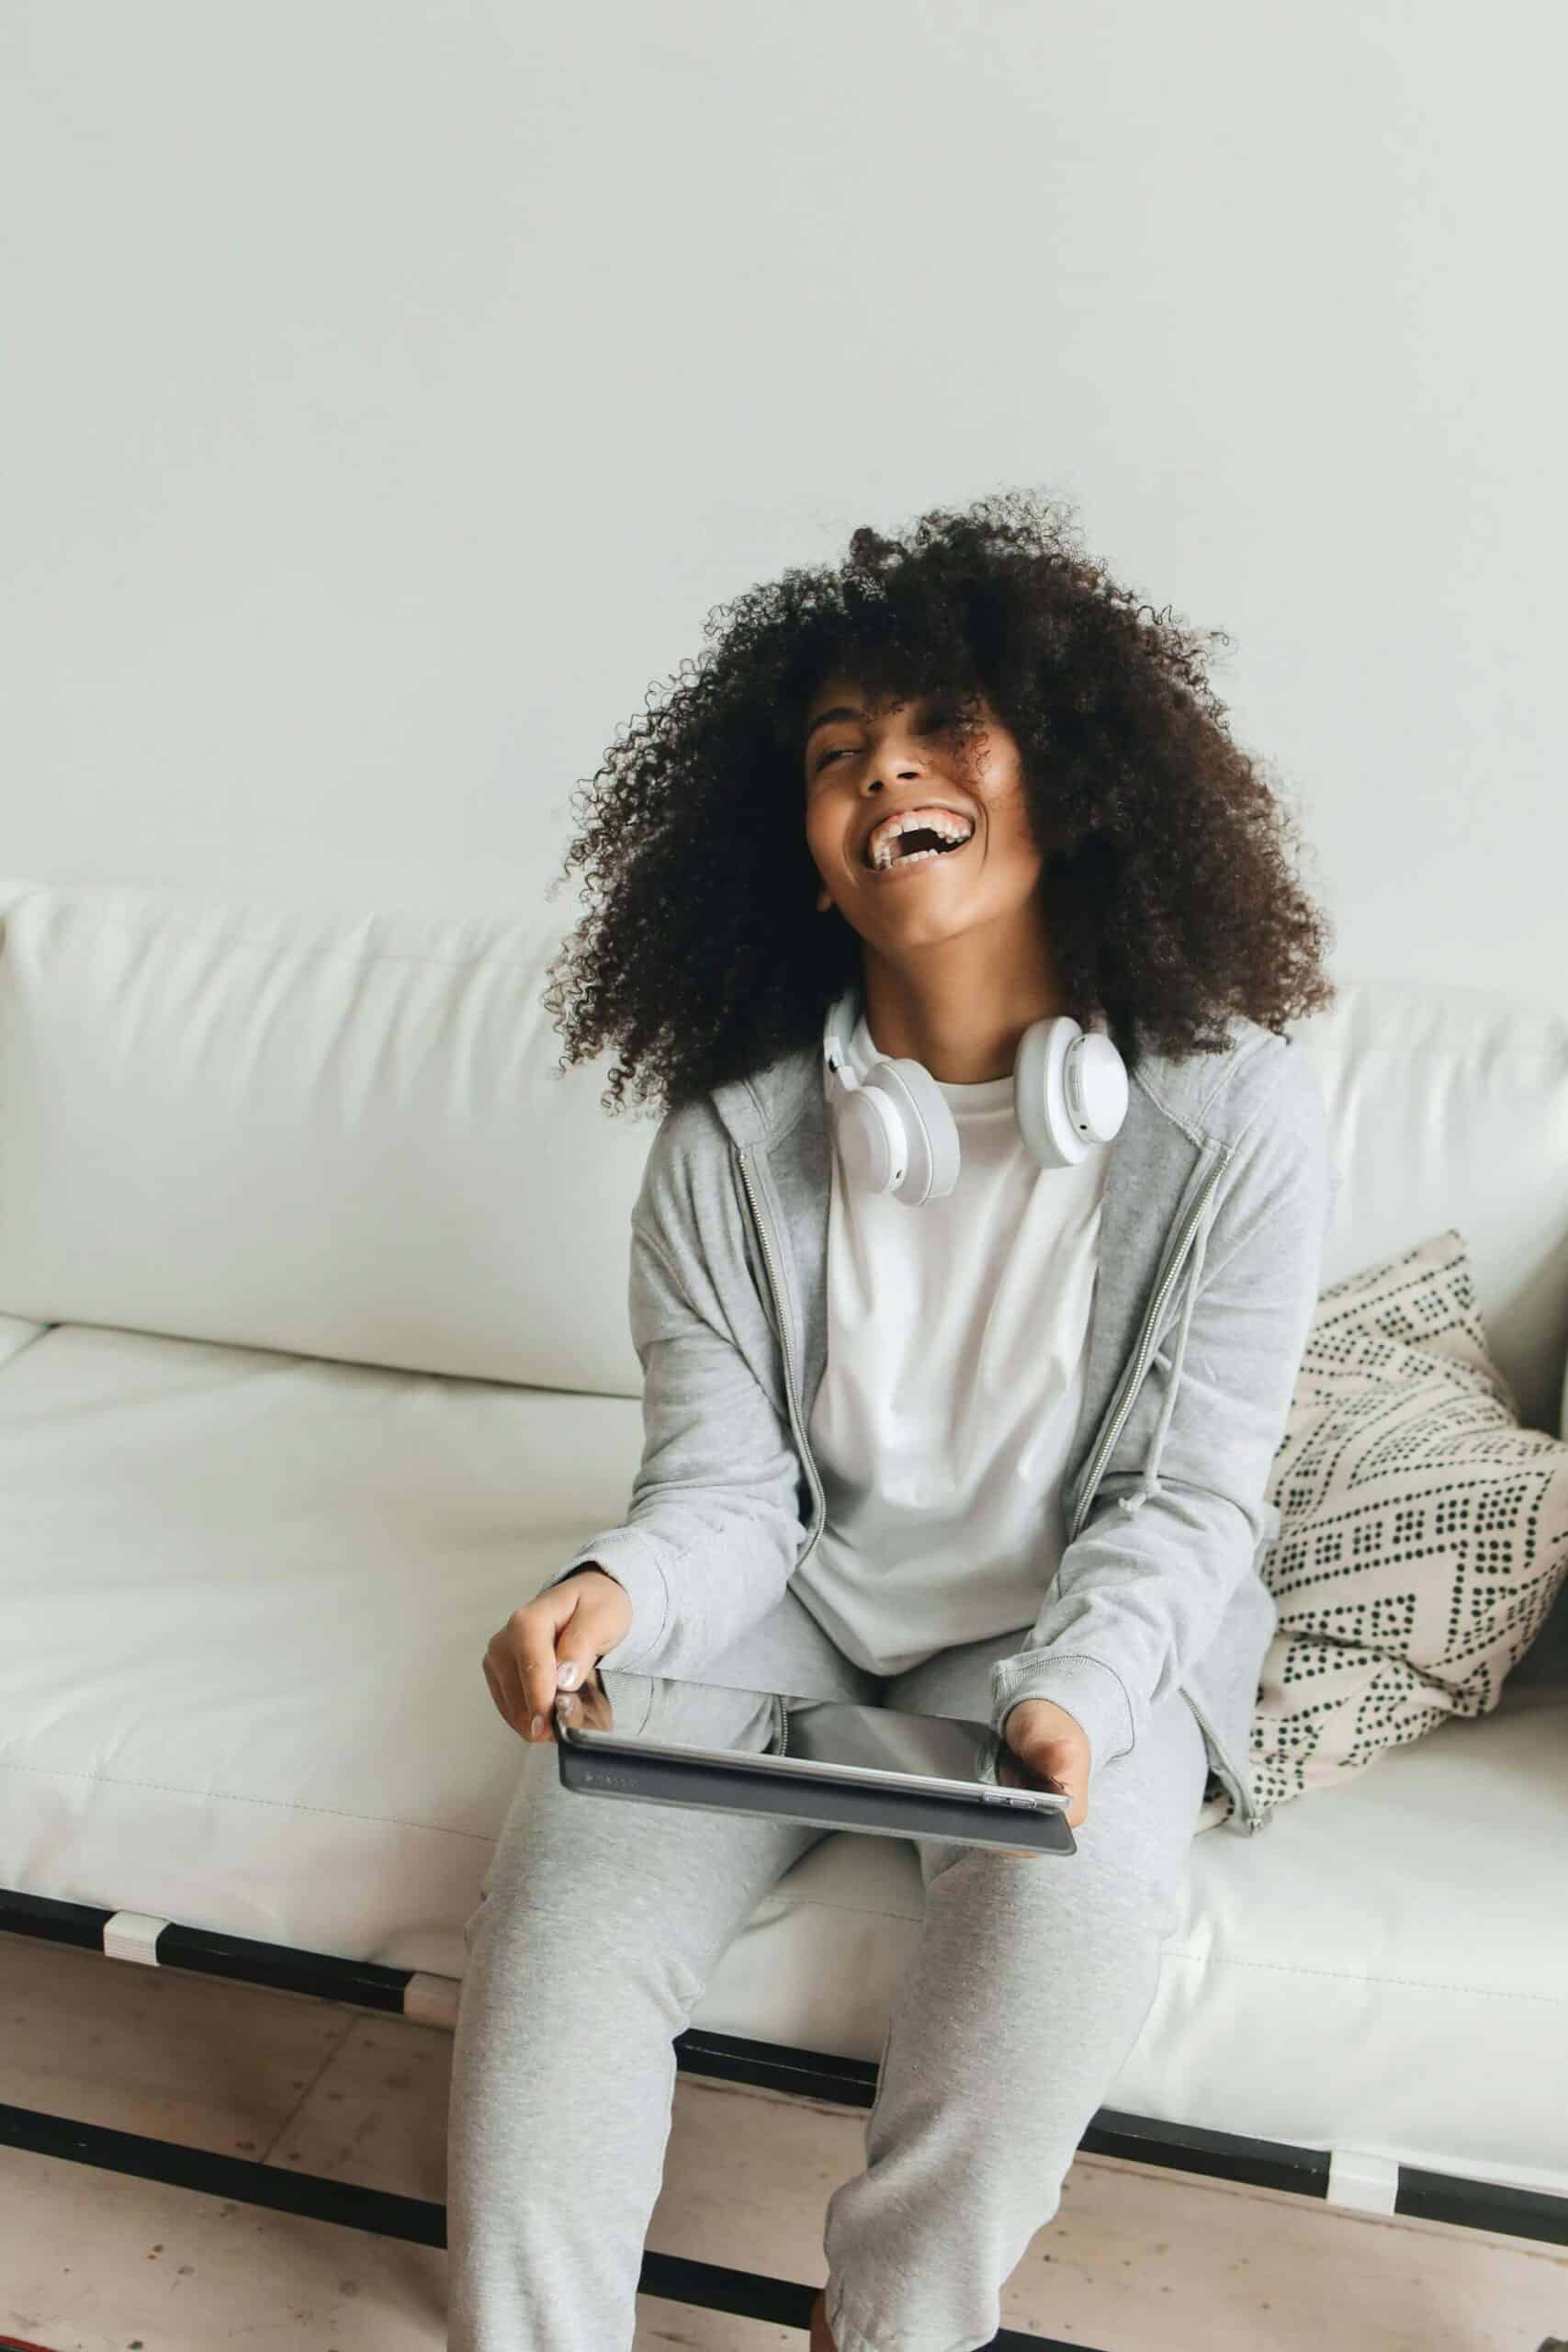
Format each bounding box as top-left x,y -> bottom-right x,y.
1199,1227 -> 1568,1835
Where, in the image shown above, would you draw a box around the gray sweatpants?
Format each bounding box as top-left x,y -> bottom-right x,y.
445,1580 -> 1210,2352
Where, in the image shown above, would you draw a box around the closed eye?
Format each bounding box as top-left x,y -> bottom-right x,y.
813,707 -> 951,773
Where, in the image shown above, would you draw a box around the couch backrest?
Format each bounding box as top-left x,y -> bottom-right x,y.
1292,975 -> 1568,1442
2,880 -> 1567,1435
0,879 -> 657,1397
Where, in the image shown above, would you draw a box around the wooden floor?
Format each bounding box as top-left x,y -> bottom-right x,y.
2,1933 -> 1564,2350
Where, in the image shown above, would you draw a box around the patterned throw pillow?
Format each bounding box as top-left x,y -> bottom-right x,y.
1197,1227 -> 1568,1837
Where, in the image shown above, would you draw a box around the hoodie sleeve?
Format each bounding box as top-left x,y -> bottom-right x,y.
988,1043 -> 1337,1776
534,1136 -> 811,1678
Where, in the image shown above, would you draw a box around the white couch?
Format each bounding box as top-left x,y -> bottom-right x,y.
3,876 -> 1566,2301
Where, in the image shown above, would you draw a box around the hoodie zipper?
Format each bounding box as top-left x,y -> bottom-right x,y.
1066,1151 -> 1230,1546
1064,1147 -> 1259,1831
736,1146 -> 827,1561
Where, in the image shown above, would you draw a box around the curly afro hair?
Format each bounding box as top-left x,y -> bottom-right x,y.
541,486 -> 1336,1118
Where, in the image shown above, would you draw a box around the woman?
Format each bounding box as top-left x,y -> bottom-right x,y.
447,490 -> 1339,2352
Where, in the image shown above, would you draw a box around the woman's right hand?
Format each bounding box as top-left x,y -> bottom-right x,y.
482,1566 -> 634,1745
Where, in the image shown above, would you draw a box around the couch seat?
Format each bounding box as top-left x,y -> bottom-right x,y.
5,1319 -> 1564,2199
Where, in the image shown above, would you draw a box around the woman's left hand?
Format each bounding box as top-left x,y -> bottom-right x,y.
998,1697 -> 1091,1830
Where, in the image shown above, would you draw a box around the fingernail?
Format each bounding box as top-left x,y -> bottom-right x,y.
529,1713 -> 544,1738
557,1661 -> 581,1690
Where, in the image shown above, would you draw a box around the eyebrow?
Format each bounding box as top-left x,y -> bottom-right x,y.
804,705 -> 863,745
804,695 -> 940,748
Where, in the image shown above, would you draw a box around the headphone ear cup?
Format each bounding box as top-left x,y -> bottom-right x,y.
833,1081 -> 908,1197
1014,1017 -> 1127,1167
871,1058 -> 961,1204
1071,1032 -> 1130,1143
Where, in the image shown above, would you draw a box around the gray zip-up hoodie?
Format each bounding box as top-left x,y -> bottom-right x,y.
545,1006 -> 1340,1838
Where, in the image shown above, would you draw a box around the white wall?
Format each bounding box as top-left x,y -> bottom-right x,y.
2,1 -> 1562,998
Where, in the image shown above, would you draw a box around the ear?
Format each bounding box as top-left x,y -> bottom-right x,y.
816,886 -> 833,912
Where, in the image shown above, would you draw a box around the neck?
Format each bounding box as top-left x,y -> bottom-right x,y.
859,916 -> 1069,1084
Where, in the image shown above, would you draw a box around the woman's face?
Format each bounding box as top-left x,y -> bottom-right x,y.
803,673 -> 1058,950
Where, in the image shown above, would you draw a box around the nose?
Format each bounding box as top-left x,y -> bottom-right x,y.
856,722 -> 930,795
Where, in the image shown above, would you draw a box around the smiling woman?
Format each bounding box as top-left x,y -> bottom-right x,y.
539,485 -> 1335,1115
466,483 -> 1344,2352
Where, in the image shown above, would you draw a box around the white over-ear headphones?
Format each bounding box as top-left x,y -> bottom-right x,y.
822,986 -> 1129,1204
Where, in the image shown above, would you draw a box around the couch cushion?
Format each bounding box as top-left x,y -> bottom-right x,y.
0,881 -> 653,1397
1289,974 -> 1568,1443
1,1317 -> 646,1966
0,1311 -> 49,1373
5,1320 -> 1564,2198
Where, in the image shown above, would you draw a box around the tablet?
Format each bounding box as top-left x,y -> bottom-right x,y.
554,1664 -> 1076,1859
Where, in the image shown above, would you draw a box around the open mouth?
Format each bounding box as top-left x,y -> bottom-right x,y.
862,823 -> 975,876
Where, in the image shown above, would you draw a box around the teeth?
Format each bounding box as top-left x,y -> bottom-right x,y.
866,808 -> 975,869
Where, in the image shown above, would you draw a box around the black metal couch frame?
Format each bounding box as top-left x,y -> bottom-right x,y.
4,1887 -> 1564,2350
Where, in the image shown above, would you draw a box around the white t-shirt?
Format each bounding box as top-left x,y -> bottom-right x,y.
795,1007 -> 1111,1677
